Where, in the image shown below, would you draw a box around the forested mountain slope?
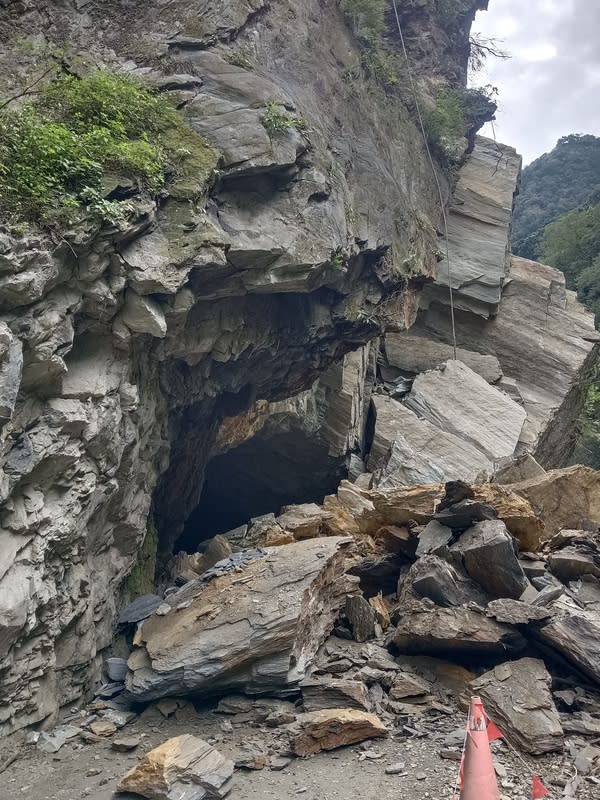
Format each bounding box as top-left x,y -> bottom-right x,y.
513,134 -> 600,259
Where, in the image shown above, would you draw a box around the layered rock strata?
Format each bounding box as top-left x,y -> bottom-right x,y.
0,0 -> 490,735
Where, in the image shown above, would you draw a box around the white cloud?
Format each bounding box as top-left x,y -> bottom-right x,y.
471,0 -> 600,163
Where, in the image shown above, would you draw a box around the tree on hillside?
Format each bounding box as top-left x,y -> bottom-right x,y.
513,133 -> 600,259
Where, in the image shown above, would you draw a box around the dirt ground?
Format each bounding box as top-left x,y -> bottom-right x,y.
0,699 -> 592,800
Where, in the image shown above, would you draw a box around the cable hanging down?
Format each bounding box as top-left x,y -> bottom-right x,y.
390,0 -> 458,360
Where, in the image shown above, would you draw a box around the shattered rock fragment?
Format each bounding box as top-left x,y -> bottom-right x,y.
345,595 -> 377,642
300,678 -> 371,712
293,709 -> 387,756
390,601 -> 527,658
453,520 -> 529,599
117,735 -> 234,800
470,658 -> 564,754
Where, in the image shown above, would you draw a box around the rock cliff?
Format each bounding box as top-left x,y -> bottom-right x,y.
0,0 -> 490,735
0,0 -> 597,741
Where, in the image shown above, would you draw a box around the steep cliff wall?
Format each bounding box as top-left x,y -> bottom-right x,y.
0,0 -> 488,735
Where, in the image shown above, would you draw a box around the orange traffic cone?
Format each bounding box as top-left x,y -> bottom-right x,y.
459,696 -> 500,800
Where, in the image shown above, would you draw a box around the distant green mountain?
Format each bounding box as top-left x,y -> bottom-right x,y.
513,133 -> 600,260
515,135 -> 600,468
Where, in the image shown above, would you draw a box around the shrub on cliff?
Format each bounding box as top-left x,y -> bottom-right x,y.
0,71 -> 217,227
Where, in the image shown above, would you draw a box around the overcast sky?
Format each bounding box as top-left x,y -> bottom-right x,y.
472,0 -> 600,164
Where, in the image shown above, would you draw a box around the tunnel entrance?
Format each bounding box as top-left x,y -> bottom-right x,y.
176,425 -> 347,553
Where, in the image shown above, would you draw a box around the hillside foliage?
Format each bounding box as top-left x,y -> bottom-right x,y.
0,70 -> 216,227
515,135 -> 600,468
513,134 -> 600,259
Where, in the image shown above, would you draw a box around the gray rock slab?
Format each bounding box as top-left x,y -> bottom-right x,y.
125,538 -> 355,701
470,658 -> 564,754
422,137 -> 521,317
404,360 -> 526,463
369,396 -> 493,487
384,331 -> 503,383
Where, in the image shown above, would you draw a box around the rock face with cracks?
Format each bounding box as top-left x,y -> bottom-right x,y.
470,658 -> 564,755
0,0 -> 484,735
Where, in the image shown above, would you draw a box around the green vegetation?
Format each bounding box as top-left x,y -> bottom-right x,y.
422,85 -> 496,162
261,101 -> 308,136
340,0 -> 399,86
518,135 -> 600,466
513,134 -> 600,258
0,70 -> 217,227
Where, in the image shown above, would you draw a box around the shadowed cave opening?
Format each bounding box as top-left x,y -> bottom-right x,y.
176,426 -> 347,553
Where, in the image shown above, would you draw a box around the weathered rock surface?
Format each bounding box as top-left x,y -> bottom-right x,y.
384,331 -> 503,383
292,709 -> 387,756
369,360 -> 526,487
390,601 -> 526,658
1,0 -> 476,734
452,520 -> 529,599
405,360 -> 526,462
537,596 -> 600,685
125,538 -> 356,700
470,659 -> 564,754
422,138 -> 521,317
507,466 -> 600,542
117,735 -> 234,800
392,258 -> 600,465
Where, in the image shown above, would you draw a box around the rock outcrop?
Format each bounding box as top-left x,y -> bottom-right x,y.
0,0 -> 485,735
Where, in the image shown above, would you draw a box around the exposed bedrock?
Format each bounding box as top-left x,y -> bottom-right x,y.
0,0 -> 486,735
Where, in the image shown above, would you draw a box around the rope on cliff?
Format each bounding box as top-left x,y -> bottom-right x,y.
391,0 -> 458,360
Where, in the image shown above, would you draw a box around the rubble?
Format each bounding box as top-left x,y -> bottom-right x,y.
470,659 -> 564,754
117,735 -> 234,800
292,709 -> 387,756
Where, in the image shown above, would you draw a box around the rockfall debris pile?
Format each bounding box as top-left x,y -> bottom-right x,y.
23,465 -> 600,798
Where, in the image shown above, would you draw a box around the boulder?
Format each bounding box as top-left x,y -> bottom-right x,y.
126,538 -> 355,701
537,596 -> 600,685
433,500 -> 498,530
470,659 -> 564,754
404,360 -> 526,463
507,466 -> 600,542
276,503 -> 331,539
369,397 -> 494,486
117,735 -> 234,800
300,678 -> 371,713
415,520 -> 453,558
452,520 -> 529,599
345,595 -> 377,643
292,709 -> 387,756
390,601 -> 527,659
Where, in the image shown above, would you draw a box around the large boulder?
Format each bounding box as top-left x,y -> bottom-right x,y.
452,520 -> 529,599
390,601 -> 527,659
125,538 -> 356,701
470,659 -> 564,754
117,735 -> 234,800
506,466 -> 600,542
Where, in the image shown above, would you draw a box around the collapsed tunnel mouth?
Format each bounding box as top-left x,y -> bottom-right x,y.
175,424 -> 347,554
